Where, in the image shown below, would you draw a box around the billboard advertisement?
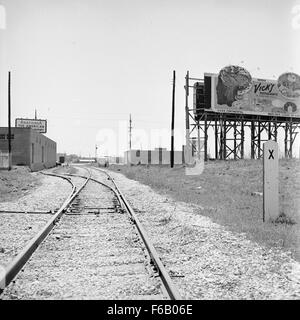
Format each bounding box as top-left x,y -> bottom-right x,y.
15,118 -> 47,133
205,66 -> 300,118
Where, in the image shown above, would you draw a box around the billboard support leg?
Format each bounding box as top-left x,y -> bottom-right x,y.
215,119 -> 218,160
268,120 -> 277,142
285,122 -> 288,158
204,114 -> 208,161
223,118 -> 227,160
197,122 -> 200,159
241,120 -> 244,159
258,121 -> 261,159
219,117 -> 223,159
290,121 -> 293,159
251,120 -> 255,159
234,121 -> 237,160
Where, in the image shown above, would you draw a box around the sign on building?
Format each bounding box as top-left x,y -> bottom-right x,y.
263,140 -> 279,222
203,66 -> 300,118
15,118 -> 47,133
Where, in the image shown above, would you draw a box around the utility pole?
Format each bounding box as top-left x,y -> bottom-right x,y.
35,109 -> 37,119
8,71 -> 12,171
171,70 -> 176,168
129,114 -> 132,150
95,144 -> 98,161
185,71 -> 191,164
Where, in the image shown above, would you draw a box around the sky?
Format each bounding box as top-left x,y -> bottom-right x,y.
0,0 -> 299,157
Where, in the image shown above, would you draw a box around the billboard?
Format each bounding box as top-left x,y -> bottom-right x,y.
204,66 -> 300,118
15,118 -> 47,133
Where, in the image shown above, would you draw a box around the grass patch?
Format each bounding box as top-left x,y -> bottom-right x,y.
0,166 -> 42,202
274,213 -> 296,225
108,159 -> 300,261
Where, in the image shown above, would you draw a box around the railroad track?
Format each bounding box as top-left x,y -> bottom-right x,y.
0,165 -> 181,300
0,166 -> 90,296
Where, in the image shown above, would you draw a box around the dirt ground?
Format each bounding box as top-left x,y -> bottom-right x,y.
0,167 -> 42,202
108,159 -> 300,262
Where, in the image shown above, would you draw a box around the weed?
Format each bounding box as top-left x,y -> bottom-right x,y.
274,212 -> 296,225
109,160 -> 300,261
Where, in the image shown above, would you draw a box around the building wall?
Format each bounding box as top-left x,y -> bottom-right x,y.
124,150 -> 150,165
124,150 -> 138,165
139,151 -> 148,164
96,156 -> 124,165
151,149 -> 159,164
174,150 -> 183,164
30,129 -> 57,171
162,150 -> 170,164
107,156 -> 124,164
0,127 -> 31,165
0,127 -> 56,171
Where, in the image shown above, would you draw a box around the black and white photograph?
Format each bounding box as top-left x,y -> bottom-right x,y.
0,0 -> 299,309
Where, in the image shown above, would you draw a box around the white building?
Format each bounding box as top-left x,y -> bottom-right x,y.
124,148 -> 185,165
97,156 -> 124,166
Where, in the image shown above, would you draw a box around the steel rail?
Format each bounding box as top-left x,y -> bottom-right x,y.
90,166 -> 182,300
41,171 -> 77,198
0,169 -> 91,294
61,173 -> 124,209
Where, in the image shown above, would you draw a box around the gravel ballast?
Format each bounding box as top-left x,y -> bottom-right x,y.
106,169 -> 300,300
2,165 -> 299,300
1,170 -> 163,300
0,173 -> 72,266
0,173 -> 73,213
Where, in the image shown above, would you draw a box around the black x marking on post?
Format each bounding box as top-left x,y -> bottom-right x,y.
268,149 -> 274,159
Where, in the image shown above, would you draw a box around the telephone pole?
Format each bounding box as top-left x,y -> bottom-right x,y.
171,70 -> 176,168
185,70 -> 191,164
95,144 -> 98,161
8,71 -> 12,171
129,114 -> 132,150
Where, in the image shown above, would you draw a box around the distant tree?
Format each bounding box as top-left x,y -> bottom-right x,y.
66,154 -> 79,163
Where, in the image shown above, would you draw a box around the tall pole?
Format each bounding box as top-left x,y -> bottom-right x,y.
129,114 -> 132,150
95,144 -> 98,161
171,70 -> 176,168
215,119 -> 218,159
35,109 -> 37,120
185,71 -> 190,164
8,71 -> 12,171
284,122 -> 288,158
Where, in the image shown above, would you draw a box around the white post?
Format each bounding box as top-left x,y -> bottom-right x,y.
263,140 -> 279,222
